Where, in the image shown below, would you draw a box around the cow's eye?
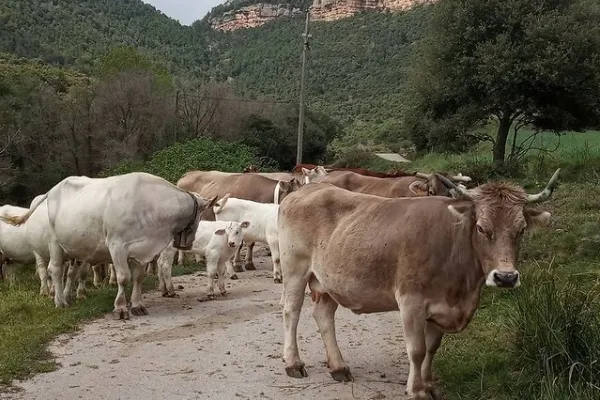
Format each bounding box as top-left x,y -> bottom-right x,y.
517,227 -> 525,237
476,225 -> 492,239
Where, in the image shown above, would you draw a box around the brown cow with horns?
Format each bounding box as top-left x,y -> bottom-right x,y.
277,169 -> 561,400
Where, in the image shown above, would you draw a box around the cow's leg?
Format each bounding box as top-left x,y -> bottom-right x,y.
108,250 -> 131,320
108,263 -> 117,285
48,242 -> 68,308
157,247 -> 177,297
205,254 -> 220,299
243,242 -> 256,270
34,254 -> 50,296
312,291 -> 352,382
130,261 -> 147,316
63,260 -> 80,304
226,257 -> 238,280
282,271 -> 309,378
267,237 -> 282,284
422,323 -> 444,399
397,295 -> 428,400
232,244 -> 244,273
92,264 -> 106,287
76,262 -> 89,299
176,250 -> 185,266
216,258 -> 227,296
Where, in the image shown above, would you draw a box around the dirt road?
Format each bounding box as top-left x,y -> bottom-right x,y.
8,245 -> 409,400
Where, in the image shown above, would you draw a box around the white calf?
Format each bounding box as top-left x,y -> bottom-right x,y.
213,194 -> 282,283
157,220 -> 250,298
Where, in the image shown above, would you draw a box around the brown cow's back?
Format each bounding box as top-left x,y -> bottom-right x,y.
320,170 -> 423,198
177,171 -> 279,204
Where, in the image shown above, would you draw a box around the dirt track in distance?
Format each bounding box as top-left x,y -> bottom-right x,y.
6,245 -> 409,400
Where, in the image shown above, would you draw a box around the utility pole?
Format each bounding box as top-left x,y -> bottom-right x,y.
296,9 -> 311,165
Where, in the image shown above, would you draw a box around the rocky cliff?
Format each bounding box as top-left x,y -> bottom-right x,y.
210,0 -> 434,31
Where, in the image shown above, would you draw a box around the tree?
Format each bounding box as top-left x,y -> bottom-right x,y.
405,0 -> 600,166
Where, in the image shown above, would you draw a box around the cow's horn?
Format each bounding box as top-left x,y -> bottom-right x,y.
525,169 -> 561,203
434,173 -> 472,199
415,172 -> 432,180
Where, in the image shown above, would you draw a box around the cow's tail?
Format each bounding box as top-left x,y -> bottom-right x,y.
213,193 -> 231,215
0,192 -> 48,226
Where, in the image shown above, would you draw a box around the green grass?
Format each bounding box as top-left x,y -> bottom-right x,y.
0,260 -> 204,386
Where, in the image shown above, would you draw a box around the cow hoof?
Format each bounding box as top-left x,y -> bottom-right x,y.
131,306 -> 148,316
233,264 -> 244,273
76,293 -> 87,300
244,262 -> 256,271
330,367 -> 354,382
285,362 -> 308,379
230,274 -> 239,280
162,292 -> 179,298
220,290 -> 227,296
273,277 -> 283,284
113,308 -> 130,320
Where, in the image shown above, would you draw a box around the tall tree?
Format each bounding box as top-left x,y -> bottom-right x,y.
405,0 -> 600,166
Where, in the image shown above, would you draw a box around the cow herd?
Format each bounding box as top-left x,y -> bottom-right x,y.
0,163 -> 561,400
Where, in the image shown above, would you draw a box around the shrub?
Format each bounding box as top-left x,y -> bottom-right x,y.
103,138 -> 262,183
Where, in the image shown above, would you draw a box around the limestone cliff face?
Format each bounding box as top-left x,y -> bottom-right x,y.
210,0 -> 434,31
210,4 -> 303,32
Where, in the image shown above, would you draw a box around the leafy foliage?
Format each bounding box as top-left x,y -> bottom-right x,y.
0,0 -> 212,77
105,138 -> 261,183
405,0 -> 600,165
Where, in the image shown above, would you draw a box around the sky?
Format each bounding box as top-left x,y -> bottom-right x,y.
143,0 -> 225,26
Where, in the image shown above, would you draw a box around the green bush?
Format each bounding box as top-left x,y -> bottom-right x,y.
507,268 -> 600,399
104,138 -> 261,183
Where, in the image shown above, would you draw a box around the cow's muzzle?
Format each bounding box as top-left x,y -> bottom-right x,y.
228,242 -> 237,248
487,269 -> 520,288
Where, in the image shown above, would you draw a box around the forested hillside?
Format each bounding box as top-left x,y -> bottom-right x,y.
207,7 -> 429,125
0,0 -> 213,77
1,0 -> 431,125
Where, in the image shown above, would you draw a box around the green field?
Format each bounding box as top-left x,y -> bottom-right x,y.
1,130 -> 599,399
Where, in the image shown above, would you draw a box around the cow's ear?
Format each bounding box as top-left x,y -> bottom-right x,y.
240,221 -> 251,228
279,180 -> 290,191
302,167 -> 310,175
409,181 -> 428,196
524,208 -> 551,230
214,229 -> 226,236
447,204 -> 473,223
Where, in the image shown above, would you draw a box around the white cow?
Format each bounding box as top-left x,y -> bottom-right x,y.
0,201 -> 54,295
0,172 -> 217,319
212,194 -> 282,283
157,220 -> 251,298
